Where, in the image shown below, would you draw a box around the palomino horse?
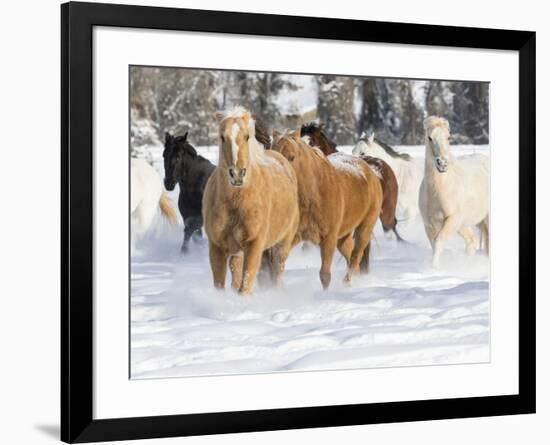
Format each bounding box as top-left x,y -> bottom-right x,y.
163,132 -> 215,253
300,123 -> 403,243
202,108 -> 299,295
352,132 -> 423,234
419,116 -> 489,267
131,158 -> 177,235
272,130 -> 382,287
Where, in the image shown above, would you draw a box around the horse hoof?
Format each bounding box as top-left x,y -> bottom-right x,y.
343,274 -> 353,286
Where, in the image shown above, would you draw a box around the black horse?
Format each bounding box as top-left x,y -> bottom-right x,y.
163,132 -> 215,253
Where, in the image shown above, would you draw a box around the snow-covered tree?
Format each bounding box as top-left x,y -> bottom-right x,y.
450,82 -> 489,144
130,66 -> 489,152
317,75 -> 356,145
130,67 -> 219,145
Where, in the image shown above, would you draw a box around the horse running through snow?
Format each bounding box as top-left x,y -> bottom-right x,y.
130,158 -> 177,248
352,132 -> 423,235
300,122 -> 403,243
272,130 -> 382,287
202,108 -> 300,295
419,116 -> 489,267
163,132 -> 215,253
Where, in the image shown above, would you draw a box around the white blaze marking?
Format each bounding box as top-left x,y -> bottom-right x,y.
230,123 -> 240,165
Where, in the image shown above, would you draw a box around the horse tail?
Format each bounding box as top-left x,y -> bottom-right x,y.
392,219 -> 409,243
359,241 -> 371,274
159,192 -> 178,227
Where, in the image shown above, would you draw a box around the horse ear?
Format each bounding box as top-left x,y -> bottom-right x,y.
288,130 -> 301,141
165,132 -> 172,143
368,133 -> 375,144
183,131 -> 188,142
215,111 -> 225,123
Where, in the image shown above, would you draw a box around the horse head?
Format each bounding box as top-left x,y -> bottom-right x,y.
352,131 -> 378,157
272,130 -> 299,163
215,107 -> 260,187
300,122 -> 337,155
162,131 -> 194,190
424,116 -> 451,173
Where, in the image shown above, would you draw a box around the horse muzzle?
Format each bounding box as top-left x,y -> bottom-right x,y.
228,167 -> 247,187
164,178 -> 176,191
435,157 -> 448,173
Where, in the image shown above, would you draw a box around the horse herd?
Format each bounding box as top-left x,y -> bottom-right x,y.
131,107 -> 489,295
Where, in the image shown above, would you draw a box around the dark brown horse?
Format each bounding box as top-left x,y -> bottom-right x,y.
300,122 -> 405,243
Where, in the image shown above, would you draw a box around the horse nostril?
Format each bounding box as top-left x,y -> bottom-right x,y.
228,168 -> 235,178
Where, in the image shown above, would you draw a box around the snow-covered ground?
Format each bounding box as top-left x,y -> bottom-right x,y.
131,144 -> 490,379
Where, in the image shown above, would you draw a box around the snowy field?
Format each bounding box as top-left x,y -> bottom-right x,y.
131,145 -> 490,379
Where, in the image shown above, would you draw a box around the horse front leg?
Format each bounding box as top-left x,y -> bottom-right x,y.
181,224 -> 193,254
208,242 -> 228,289
269,232 -> 295,288
229,254 -> 244,291
190,216 -> 204,243
432,215 -> 460,267
319,237 -> 337,290
458,226 -> 478,256
239,239 -> 265,295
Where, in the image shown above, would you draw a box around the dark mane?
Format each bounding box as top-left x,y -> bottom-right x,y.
300,122 -> 320,137
175,136 -> 197,157
300,122 -> 337,152
172,136 -> 213,165
253,116 -> 271,149
360,134 -> 412,162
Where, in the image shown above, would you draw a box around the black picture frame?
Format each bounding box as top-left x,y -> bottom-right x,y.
61,1 -> 536,443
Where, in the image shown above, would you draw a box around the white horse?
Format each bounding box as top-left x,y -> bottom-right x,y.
352,133 -> 422,233
131,158 -> 177,236
419,116 -> 489,267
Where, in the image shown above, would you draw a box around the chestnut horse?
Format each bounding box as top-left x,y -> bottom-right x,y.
272,130 -> 382,288
202,108 -> 299,294
300,123 -> 404,242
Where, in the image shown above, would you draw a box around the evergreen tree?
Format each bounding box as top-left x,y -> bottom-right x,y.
130,66 -> 490,153
317,75 -> 356,145
450,82 -> 489,144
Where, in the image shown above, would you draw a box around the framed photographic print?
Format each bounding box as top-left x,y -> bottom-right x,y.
61,1 -> 536,443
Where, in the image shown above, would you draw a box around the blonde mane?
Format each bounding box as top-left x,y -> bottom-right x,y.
216,107 -> 267,164
423,116 -> 450,131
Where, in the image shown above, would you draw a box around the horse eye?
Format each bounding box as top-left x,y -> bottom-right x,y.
428,136 -> 433,142
220,136 -> 225,143
245,135 -> 250,142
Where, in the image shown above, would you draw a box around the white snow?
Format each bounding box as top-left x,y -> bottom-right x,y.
328,152 -> 367,179
131,144 -> 490,379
